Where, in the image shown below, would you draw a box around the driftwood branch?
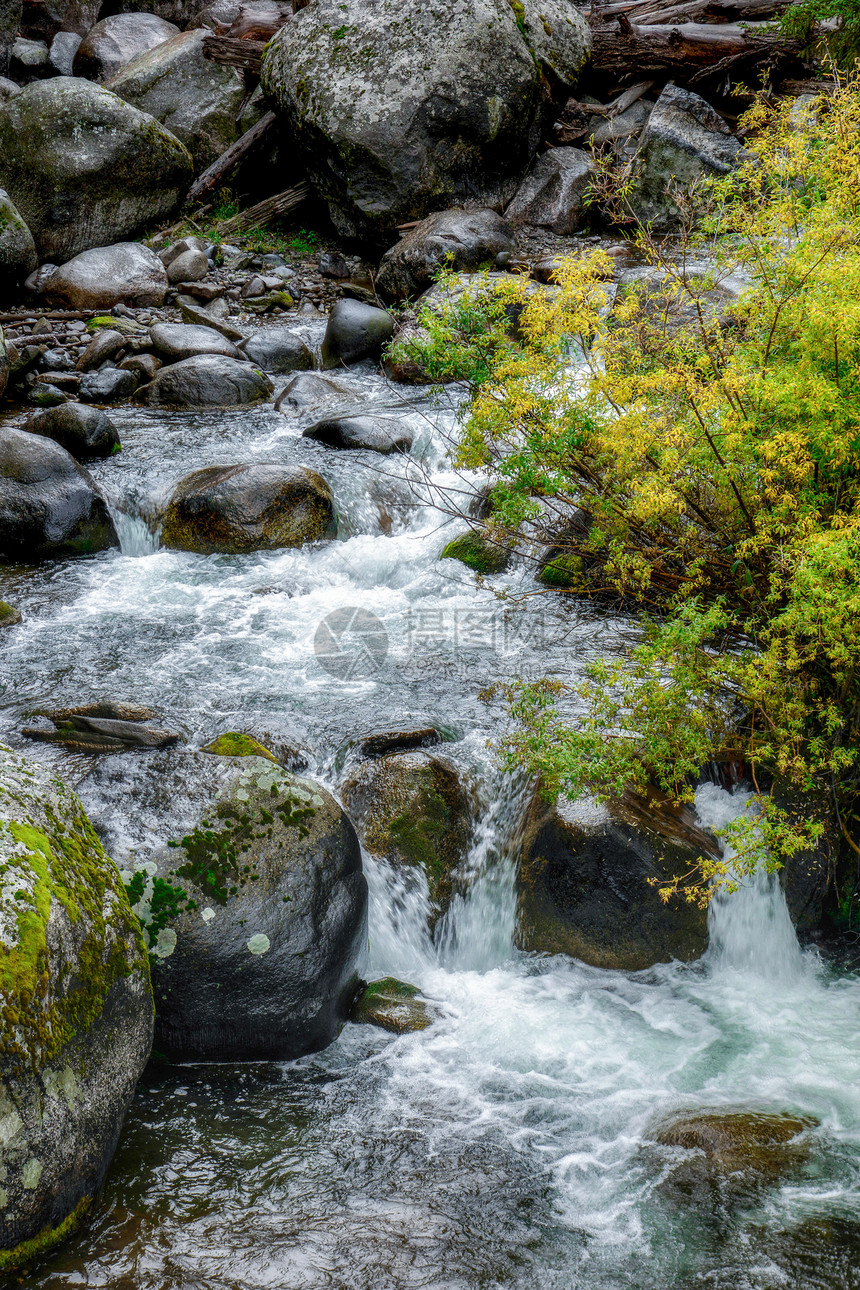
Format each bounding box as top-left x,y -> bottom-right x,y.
595,0 -> 791,22
591,19 -> 802,80
201,34 -> 266,71
186,111 -> 277,205
217,182 -> 310,233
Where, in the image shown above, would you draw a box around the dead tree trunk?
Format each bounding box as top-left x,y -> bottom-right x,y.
186,112 -> 277,206
590,18 -> 803,82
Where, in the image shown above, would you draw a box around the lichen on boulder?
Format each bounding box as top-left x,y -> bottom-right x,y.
0,744 -> 153,1271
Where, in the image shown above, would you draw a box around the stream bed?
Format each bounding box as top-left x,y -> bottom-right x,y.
3,325 -> 860,1289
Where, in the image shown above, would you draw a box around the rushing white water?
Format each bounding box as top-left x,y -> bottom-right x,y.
3,333 -> 860,1289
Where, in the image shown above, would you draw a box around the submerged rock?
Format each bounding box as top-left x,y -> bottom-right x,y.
0,429 -> 119,561
376,208 -> 514,301
350,977 -> 434,1034
160,462 -> 335,554
139,758 -> 368,1060
274,371 -> 352,413
0,744 -> 153,1271
24,403 -> 120,461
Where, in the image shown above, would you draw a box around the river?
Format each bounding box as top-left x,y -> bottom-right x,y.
2,319 -> 860,1288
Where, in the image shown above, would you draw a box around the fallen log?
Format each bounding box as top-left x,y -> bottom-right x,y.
201,34 -> 265,71
596,0 -> 791,22
591,18 -> 802,81
217,181 -> 310,233
219,1 -> 291,39
186,111 -> 277,205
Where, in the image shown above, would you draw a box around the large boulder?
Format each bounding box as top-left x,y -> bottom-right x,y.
131,758 -> 367,1060
108,29 -> 245,170
160,462 -> 335,554
628,83 -> 743,232
42,243 -> 168,310
73,13 -> 179,83
24,403 -> 120,460
516,790 -> 713,969
261,0 -> 591,240
320,298 -> 394,370
0,429 -> 119,560
0,745 -> 152,1271
505,147 -> 594,234
137,354 -> 272,406
341,751 -> 473,922
240,329 -> 313,374
376,208 -> 514,301
0,79 -> 193,262
149,321 -> 241,362
0,188 -> 37,288
303,414 -> 413,455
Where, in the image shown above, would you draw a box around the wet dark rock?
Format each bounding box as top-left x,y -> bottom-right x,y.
76,329 -> 127,371
149,322 -> 240,362
516,788 -> 715,969
355,728 -> 443,760
0,188 -> 37,288
350,977 -> 434,1034
441,529 -> 512,574
0,0 -> 18,78
73,12 -> 179,83
320,299 -> 394,370
376,208 -> 514,301
0,327 -> 9,400
0,79 -> 193,262
0,599 -> 21,626
119,352 -> 161,382
0,744 -> 153,1272
42,243 -> 169,311
274,371 -> 352,412
137,354 -> 272,406
240,329 -> 313,374
0,428 -> 119,561
342,750 -> 473,921
505,147 -> 594,234
318,250 -> 350,279
261,0 -> 590,240
79,366 -> 139,403
23,713 -> 181,752
142,759 -> 368,1060
31,700 -> 161,723
26,383 -> 68,408
303,414 -> 413,455
161,462 -> 335,554
24,402 -> 120,460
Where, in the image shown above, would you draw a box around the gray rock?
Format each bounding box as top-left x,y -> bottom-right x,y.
149,321 -> 240,361
318,250 -> 350,279
0,0 -> 19,78
79,366 -> 139,403
48,30 -> 82,76
0,79 -> 193,262
73,12 -> 179,83
27,384 -> 69,408
36,0 -> 101,36
261,0 -> 590,240
589,99 -> 653,148
0,188 -> 37,288
377,207 -> 514,301
159,234 -> 208,266
160,462 -> 335,553
321,298 -> 394,370
629,83 -> 743,232
0,428 -> 119,560
140,759 -> 367,1060
75,328 -> 127,371
119,352 -> 161,381
178,298 -> 244,340
303,414 -> 413,455
505,147 -> 594,234
138,353 -> 272,406
166,247 -> 209,283
108,28 -> 245,170
0,75 -> 20,100
43,243 -> 169,311
240,329 -> 313,374
0,745 -> 153,1272
25,402 -> 120,459
11,36 -> 48,69
274,371 -> 352,412
519,0 -> 594,87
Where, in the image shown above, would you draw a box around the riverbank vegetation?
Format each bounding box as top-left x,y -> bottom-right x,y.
398,85 -> 860,904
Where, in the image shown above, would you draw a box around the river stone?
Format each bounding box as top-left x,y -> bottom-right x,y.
161,462 -> 335,554
0,600 -> 21,626
139,758 -> 367,1060
241,330 -> 313,374
73,13 -> 180,83
0,75 -> 19,100
341,751 -> 473,922
42,243 -> 169,311
0,79 -> 193,262
48,30 -> 82,76
628,83 -> 744,233
350,977 -> 433,1034
79,367 -> 140,404
505,147 -> 594,234
376,208 -> 514,301
167,249 -> 209,284
517,791 -> 713,969
441,529 -> 512,574
149,322 -> 240,362
137,354 -> 272,406
303,415 -> 413,455
261,0 -> 590,240
0,189 -> 37,288
24,403 -> 120,460
108,29 -> 245,170
274,371 -> 352,412
0,744 -> 153,1272
321,299 -> 394,370
0,429 -> 119,560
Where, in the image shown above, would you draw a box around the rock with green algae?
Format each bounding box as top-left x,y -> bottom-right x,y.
0,601 -> 20,628
350,977 -> 435,1034
202,732 -> 279,763
538,552 -> 582,589
135,757 -> 367,1060
0,743 -> 153,1272
441,530 -> 512,575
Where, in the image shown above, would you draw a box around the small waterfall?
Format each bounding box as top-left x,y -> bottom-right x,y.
111,508 -> 161,557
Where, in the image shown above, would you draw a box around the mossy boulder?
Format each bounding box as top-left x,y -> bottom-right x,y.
0,601 -> 20,627
0,78 -> 193,262
201,732 -> 279,763
341,751 -> 473,921
0,744 -> 153,1271
0,188 -> 36,289
160,463 -> 335,555
349,976 -> 434,1034
441,529 -> 512,575
132,758 -> 367,1060
538,552 -> 582,589
136,354 -> 272,407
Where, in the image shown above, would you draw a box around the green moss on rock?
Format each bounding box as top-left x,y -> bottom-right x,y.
441,530 -> 511,574
202,732 -> 279,763
0,1193 -> 91,1272
350,976 -> 433,1033
539,553 -> 582,589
